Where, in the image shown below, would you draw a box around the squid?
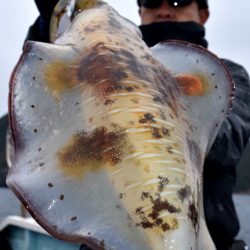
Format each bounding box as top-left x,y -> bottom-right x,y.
7,0 -> 234,249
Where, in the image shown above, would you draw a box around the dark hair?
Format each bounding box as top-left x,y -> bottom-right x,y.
137,0 -> 208,9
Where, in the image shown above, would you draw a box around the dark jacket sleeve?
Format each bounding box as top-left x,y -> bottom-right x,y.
204,59 -> 250,180
0,115 -> 9,187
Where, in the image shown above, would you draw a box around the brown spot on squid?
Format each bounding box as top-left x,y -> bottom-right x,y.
57,126 -> 133,177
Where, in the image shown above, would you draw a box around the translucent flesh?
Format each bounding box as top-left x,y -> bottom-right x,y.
7,2 -> 233,250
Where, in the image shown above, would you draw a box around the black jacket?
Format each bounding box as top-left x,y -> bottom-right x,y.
204,59 -> 250,180
203,59 -> 250,249
0,115 -> 8,187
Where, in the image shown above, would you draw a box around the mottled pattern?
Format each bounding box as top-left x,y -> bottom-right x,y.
58,126 -> 133,177
7,1 -> 233,250
135,191 -> 180,232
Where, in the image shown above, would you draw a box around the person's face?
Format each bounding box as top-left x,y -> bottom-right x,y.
139,0 -> 209,25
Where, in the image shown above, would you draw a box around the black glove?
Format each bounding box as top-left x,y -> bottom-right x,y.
26,0 -> 59,43
34,0 -> 59,22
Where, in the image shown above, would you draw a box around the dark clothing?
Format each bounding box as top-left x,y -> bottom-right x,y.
138,21 -> 250,250
204,59 -> 250,180
26,17 -> 51,43
25,0 -> 58,43
0,115 -> 8,187
34,0 -> 58,22
203,58 -> 250,250
139,21 -> 208,48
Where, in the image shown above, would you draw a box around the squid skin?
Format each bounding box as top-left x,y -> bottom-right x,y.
7,1 -> 234,250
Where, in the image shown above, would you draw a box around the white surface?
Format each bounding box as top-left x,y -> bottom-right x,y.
0,215 -> 48,235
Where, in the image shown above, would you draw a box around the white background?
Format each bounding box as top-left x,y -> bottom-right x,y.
1,0 -> 250,118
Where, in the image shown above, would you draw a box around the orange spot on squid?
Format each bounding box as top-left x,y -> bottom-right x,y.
175,74 -> 206,96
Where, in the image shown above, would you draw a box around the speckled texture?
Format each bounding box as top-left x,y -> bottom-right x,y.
7,1 -> 233,250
